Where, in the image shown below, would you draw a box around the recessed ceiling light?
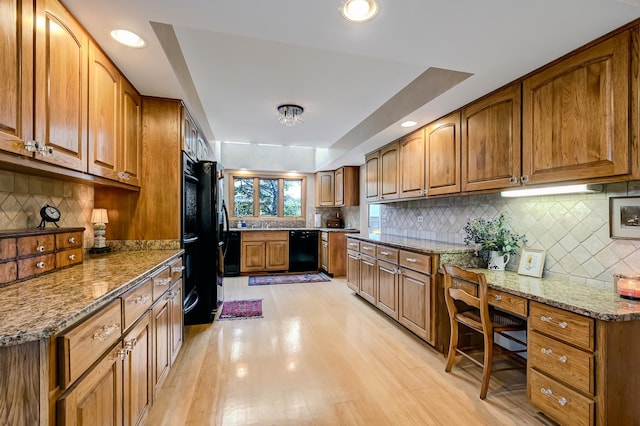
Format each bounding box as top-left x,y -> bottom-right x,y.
340,0 -> 379,23
401,120 -> 417,128
110,29 -> 146,48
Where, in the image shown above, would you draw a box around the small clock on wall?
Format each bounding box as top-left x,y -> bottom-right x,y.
38,204 -> 61,229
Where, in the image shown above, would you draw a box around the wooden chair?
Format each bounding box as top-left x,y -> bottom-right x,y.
442,264 -> 527,399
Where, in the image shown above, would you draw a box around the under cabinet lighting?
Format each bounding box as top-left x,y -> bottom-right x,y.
110,29 -> 146,48
501,184 -> 603,198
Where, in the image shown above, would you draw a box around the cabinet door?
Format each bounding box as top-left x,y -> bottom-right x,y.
241,241 -> 266,272
399,129 -> 425,198
152,297 -> 170,396
181,107 -> 197,160
359,255 -> 377,305
346,250 -> 360,292
34,0 -> 88,171
123,313 -> 152,426
266,240 -> 288,270
320,240 -> 328,271
120,77 -> 142,187
379,142 -> 399,201
522,30 -> 631,185
365,151 -> 380,202
88,41 -> 119,180
169,281 -> 183,366
316,171 -> 335,207
425,111 -> 461,196
58,346 -> 123,426
334,167 -> 344,206
0,0 -> 33,154
462,83 -> 521,192
377,260 -> 399,319
399,267 -> 432,342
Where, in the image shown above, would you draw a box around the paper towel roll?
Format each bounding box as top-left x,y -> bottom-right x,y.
314,213 -> 322,228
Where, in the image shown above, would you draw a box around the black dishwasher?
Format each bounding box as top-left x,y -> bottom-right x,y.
288,230 -> 319,272
224,230 -> 241,276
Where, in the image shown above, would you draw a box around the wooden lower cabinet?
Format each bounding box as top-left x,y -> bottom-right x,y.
377,260 -> 399,319
169,281 -> 184,366
398,267 -> 433,343
241,231 -> 288,273
358,254 -> 377,305
346,249 -> 360,292
123,313 -> 152,426
320,232 -> 347,277
152,280 -> 183,397
266,240 -> 288,271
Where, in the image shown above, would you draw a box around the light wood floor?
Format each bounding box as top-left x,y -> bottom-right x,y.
146,276 -> 555,425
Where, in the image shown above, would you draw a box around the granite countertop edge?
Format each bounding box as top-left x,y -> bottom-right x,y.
0,249 -> 183,347
346,233 -> 475,255
231,227 -> 359,232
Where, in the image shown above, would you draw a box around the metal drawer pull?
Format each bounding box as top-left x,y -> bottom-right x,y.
362,247 -> 372,251
405,258 -> 417,263
380,251 -> 390,256
92,323 -> 120,341
540,315 -> 568,328
68,254 -> 76,261
134,294 -> 151,304
36,262 -> 46,269
540,388 -> 567,406
540,348 -> 568,363
154,277 -> 172,286
68,237 -> 76,244
380,266 -> 396,274
37,245 -> 45,253
494,294 -> 503,301
362,260 -> 374,266
171,265 -> 186,273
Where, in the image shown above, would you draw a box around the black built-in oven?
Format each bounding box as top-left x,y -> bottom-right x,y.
182,153 -> 199,314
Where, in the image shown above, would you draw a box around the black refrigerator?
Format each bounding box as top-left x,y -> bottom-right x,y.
184,160 -> 229,325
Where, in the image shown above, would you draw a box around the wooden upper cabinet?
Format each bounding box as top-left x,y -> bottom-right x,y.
462,83 -> 521,192
316,171 -> 334,207
522,30 -> 632,185
380,141 -> 400,201
34,0 -> 88,171
399,129 -> 425,198
365,151 -> 380,202
334,166 -> 359,206
88,41 -> 119,180
425,111 -> 461,196
0,0 -> 33,154
181,107 -> 198,160
120,77 -> 142,187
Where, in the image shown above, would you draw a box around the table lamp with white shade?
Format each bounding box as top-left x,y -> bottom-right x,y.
89,208 -> 111,253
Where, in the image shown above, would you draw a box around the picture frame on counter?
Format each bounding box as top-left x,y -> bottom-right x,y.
517,248 -> 546,278
610,196 -> 640,240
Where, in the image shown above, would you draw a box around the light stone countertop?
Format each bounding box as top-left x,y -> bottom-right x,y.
346,233 -> 476,255
0,249 -> 183,347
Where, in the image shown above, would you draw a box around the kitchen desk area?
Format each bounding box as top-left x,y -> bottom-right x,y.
346,233 -> 640,425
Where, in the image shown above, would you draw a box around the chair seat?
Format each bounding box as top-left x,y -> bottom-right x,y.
455,308 -> 526,333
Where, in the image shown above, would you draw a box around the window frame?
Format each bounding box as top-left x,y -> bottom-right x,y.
229,173 -> 306,220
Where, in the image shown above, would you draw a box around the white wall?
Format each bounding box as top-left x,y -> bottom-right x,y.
221,143 -> 317,173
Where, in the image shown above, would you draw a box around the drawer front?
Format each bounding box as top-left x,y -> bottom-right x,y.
17,234 -> 55,256
0,238 -> 16,261
152,266 -> 172,301
243,230 -> 289,242
321,232 -> 328,242
0,261 -> 17,284
399,250 -> 431,273
376,245 -> 399,263
346,238 -> 360,251
529,369 -> 594,426
56,248 -> 84,268
360,242 -> 376,255
17,253 -> 55,278
122,278 -> 153,330
58,299 -> 122,387
530,302 -> 594,351
487,289 -> 528,317
56,231 -> 84,250
169,257 -> 184,284
530,331 -> 594,396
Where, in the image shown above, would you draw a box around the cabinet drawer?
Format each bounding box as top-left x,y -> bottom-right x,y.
0,261 -> 17,284
18,253 -> 55,278
530,302 -> 594,351
58,299 -> 122,387
346,238 -> 360,251
0,238 -> 16,261
320,231 -> 328,242
360,242 -> 376,255
169,257 -> 184,283
376,245 -> 399,263
56,248 -> 83,268
56,231 -> 83,250
529,369 -> 594,426
17,234 -> 55,256
152,266 -> 172,301
487,289 -> 528,317
122,277 -> 153,330
529,331 -> 594,396
243,231 -> 288,242
399,250 -> 431,273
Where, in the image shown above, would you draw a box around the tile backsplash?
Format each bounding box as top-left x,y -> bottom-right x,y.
380,181 -> 640,289
0,170 -> 95,247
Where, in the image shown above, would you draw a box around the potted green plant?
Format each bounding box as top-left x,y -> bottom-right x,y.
463,212 -> 527,270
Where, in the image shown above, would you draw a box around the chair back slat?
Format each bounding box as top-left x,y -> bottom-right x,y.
448,287 -> 480,309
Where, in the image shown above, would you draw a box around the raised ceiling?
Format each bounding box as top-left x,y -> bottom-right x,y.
62,0 -> 640,170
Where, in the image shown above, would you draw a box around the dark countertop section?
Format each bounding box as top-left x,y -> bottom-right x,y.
0,249 -> 183,347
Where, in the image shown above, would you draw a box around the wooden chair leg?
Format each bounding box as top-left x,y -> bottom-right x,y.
445,320 -> 458,372
479,331 -> 494,400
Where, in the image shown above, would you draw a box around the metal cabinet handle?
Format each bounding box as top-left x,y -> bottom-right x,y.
362,247 -> 373,251
521,175 -> 530,184
134,294 -> 151,304
36,262 -> 46,269
541,348 -> 568,363
540,388 -> 567,407
171,265 -> 186,273
540,315 -> 568,329
509,177 -> 518,184
68,237 -> 76,244
154,277 -> 172,286
92,323 -> 120,341
68,254 -> 76,261
37,245 -> 45,253
380,251 -> 390,256
405,258 -> 417,263
494,294 -> 503,301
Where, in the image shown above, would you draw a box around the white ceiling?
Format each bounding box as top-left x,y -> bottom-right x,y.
62,0 -> 640,171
